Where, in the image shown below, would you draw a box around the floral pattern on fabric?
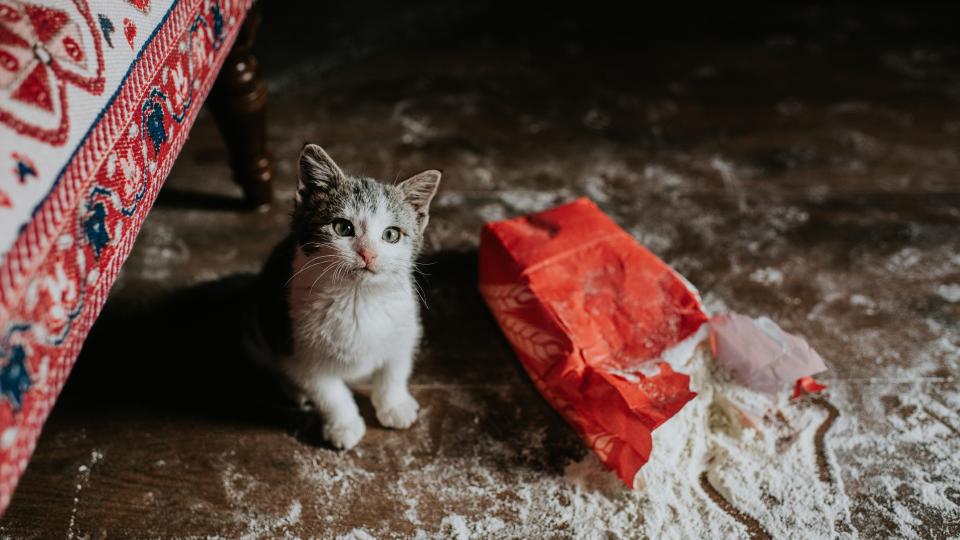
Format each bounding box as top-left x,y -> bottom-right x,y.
0,0 -> 251,514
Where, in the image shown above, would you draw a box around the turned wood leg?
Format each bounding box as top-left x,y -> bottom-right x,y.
209,5 -> 273,209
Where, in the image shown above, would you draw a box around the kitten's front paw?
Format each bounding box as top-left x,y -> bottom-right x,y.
375,395 -> 420,429
323,416 -> 366,450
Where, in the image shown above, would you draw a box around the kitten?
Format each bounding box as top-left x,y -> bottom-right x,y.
251,144 -> 440,450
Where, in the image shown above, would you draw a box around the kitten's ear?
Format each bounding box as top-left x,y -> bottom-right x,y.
297,144 -> 344,204
399,169 -> 442,233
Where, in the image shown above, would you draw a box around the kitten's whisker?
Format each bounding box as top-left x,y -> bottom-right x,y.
402,274 -> 429,309
310,260 -> 343,294
410,260 -> 432,278
417,286 -> 429,309
331,259 -> 352,286
316,259 -> 341,279
305,254 -> 350,292
417,285 -> 429,309
286,254 -> 342,285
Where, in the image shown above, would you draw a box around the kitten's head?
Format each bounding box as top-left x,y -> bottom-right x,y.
292,144 -> 441,285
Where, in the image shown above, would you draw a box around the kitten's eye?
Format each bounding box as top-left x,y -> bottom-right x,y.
331,218 -> 354,237
382,226 -> 401,244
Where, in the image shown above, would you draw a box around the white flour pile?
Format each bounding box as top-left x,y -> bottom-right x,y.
634,346 -> 852,538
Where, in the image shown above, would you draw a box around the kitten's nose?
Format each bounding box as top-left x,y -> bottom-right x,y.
358,248 -> 377,268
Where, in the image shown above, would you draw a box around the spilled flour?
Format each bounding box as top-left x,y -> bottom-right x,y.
635,347 -> 851,538
220,334 -> 958,539
291,347 -> 860,539
441,346 -> 854,539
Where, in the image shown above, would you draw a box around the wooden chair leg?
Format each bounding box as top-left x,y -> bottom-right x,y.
209,5 -> 273,209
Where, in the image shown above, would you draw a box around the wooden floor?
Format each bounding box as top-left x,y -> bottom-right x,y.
3,2 -> 959,538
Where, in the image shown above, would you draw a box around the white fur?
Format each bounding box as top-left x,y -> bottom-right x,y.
279,202 -> 422,450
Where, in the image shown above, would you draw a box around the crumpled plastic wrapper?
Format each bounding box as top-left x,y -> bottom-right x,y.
709,314 -> 828,397
478,198 -> 709,486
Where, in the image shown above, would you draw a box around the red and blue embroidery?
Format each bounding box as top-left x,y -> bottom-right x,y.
0,343 -> 29,411
0,0 -> 106,145
0,0 -> 248,513
10,152 -> 35,183
96,13 -> 113,48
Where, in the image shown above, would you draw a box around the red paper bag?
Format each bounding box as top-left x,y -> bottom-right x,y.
479,198 -> 709,486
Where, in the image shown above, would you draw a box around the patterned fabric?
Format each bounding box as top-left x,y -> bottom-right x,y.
0,0 -> 251,512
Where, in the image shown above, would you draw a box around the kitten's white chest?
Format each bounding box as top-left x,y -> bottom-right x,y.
292,283 -> 419,379
330,288 -> 415,351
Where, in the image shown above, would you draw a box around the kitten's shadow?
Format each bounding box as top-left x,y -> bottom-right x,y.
58,250 -> 582,470
60,273 -> 301,430
62,272 -> 354,445
58,251 -> 500,440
